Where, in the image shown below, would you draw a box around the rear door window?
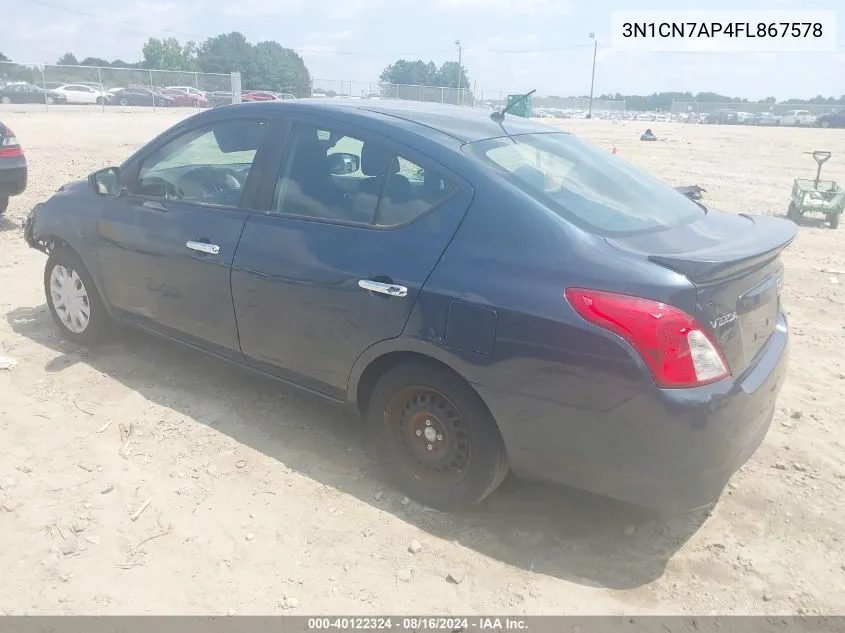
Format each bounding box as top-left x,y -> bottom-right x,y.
464,132 -> 703,236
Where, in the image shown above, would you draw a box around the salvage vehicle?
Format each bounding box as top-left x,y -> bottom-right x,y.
0,121 -> 26,214
22,99 -> 795,513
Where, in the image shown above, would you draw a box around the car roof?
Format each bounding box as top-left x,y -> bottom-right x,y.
226,98 -> 558,143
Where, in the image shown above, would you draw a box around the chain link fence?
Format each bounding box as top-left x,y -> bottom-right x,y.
0,60 -> 234,111
671,101 -> 840,116
310,78 -> 473,106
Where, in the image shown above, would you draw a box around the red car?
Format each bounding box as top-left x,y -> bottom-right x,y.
159,88 -> 208,107
242,91 -> 279,102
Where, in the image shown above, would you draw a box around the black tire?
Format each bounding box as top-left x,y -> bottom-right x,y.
830,214 -> 840,229
821,121 -> 831,129
1,96 -> 11,104
787,202 -> 800,223
96,97 -> 103,105
119,97 -> 129,106
45,96 -> 55,105
0,195 -> 8,214
366,362 -> 509,511
44,246 -> 110,346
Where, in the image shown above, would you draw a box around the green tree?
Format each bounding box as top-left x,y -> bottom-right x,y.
378,60 -> 438,85
57,52 -> 79,65
79,57 -> 112,67
141,37 -> 197,70
195,32 -> 310,96
379,58 -> 472,104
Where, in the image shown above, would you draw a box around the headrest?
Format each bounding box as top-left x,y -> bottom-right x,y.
361,143 -> 399,176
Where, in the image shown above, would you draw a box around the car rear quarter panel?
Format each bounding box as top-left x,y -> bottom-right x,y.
392,175 -> 700,477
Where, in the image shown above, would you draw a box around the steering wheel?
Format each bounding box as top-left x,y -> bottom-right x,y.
136,176 -> 181,200
178,166 -> 243,206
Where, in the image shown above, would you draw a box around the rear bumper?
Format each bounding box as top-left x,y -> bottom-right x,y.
0,157 -> 27,196
476,312 -> 789,514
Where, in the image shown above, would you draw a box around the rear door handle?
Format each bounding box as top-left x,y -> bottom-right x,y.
186,240 -> 220,255
357,279 -> 408,297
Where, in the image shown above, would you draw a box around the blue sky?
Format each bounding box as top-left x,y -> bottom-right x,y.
6,0 -> 844,99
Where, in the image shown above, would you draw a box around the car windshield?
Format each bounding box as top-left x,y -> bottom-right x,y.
464,132 -> 704,236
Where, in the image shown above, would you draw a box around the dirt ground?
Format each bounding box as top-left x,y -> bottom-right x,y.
1,105 -> 844,616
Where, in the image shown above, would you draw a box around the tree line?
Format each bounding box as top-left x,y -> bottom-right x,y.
3,44 -> 845,107
0,32 -> 311,96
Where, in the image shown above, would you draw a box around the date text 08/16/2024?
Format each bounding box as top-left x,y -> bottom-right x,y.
306,617 -> 529,630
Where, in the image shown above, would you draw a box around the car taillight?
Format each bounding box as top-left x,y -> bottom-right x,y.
564,288 -> 730,388
0,130 -> 23,157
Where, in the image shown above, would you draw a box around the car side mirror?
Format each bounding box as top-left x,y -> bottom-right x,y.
89,166 -> 122,197
327,152 -> 360,175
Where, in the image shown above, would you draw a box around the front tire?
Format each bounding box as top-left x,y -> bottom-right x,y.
45,96 -> 55,105
787,201 -> 801,223
1,96 -> 11,104
0,195 -> 8,214
44,247 -> 109,346
830,214 -> 840,229
367,362 -> 509,511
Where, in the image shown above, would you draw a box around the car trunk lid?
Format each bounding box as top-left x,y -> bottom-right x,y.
606,211 -> 796,376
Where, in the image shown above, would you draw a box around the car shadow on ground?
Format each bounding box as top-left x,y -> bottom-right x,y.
0,214 -> 20,232
8,304 -> 710,590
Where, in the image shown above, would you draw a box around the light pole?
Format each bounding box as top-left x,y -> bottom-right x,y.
587,32 -> 598,119
455,39 -> 462,106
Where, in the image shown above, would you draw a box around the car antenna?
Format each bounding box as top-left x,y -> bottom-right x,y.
490,89 -> 536,123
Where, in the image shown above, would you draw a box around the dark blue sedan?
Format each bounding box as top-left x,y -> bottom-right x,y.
22,99 -> 795,513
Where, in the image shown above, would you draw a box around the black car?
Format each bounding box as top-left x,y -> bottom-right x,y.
110,87 -> 175,107
817,109 -> 845,129
704,109 -> 739,125
0,121 -> 27,214
23,100 -> 794,513
0,82 -> 67,105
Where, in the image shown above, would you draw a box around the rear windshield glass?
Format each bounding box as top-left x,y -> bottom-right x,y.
464,132 -> 703,235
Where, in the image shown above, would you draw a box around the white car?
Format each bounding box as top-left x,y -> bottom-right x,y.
52,84 -> 111,105
779,109 -> 817,127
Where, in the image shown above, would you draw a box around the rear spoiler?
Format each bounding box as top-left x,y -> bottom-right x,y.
674,185 -> 706,201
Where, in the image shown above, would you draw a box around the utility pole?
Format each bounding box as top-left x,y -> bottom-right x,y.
587,32 -> 597,119
455,39 -> 462,106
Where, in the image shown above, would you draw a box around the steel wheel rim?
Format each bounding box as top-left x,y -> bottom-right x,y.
49,265 -> 91,334
385,386 -> 472,490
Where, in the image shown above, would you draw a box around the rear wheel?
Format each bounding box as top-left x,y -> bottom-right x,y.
0,96 -> 10,104
821,121 -> 831,129
366,362 -> 509,511
830,214 -> 840,229
45,96 -> 55,105
0,195 -> 8,214
119,97 -> 129,106
44,246 -> 110,346
787,202 -> 801,223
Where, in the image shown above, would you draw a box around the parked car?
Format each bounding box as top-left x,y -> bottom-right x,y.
160,88 -> 209,108
0,82 -> 67,105
779,109 -> 816,126
109,87 -> 175,107
747,112 -> 780,126
208,91 -> 233,108
52,83 -> 113,105
704,109 -> 739,124
816,109 -> 845,129
22,100 -> 795,513
242,91 -> 279,102
0,120 -> 26,214
165,86 -> 208,101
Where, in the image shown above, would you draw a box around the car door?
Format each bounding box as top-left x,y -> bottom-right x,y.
230,117 -> 474,398
97,114 -> 279,358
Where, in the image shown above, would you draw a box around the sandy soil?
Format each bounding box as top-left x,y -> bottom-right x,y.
1,105 -> 844,616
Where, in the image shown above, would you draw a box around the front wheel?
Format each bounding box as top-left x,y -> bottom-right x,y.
821,121 -> 831,129
367,362 -> 509,511
0,195 -> 8,214
45,96 -> 55,105
830,214 -> 840,229
44,247 -> 110,345
1,96 -> 11,104
119,97 -> 129,106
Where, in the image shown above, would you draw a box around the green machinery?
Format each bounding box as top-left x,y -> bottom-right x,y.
505,93 -> 532,118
